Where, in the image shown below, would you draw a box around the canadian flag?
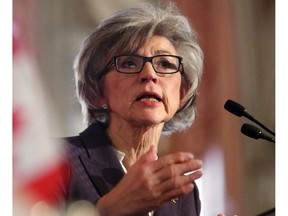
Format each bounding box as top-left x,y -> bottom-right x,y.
12,2 -> 100,215
13,9 -> 67,214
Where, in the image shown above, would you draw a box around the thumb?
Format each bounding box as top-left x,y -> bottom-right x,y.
139,145 -> 157,163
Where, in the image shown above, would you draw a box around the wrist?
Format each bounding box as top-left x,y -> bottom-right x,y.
96,196 -> 125,216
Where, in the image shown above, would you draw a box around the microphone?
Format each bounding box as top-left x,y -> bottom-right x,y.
224,99 -> 275,136
241,123 -> 275,143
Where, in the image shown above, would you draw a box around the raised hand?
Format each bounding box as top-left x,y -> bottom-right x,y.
96,146 -> 203,216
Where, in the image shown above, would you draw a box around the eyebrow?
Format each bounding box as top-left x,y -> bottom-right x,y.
154,50 -> 172,55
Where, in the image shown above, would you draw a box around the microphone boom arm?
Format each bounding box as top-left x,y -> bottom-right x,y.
242,111 -> 275,137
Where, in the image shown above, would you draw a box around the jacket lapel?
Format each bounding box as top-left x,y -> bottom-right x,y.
154,199 -> 179,216
78,123 -> 125,197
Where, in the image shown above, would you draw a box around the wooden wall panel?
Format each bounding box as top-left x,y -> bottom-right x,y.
160,0 -> 245,215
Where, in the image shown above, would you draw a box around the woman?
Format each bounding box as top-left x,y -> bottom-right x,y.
62,2 -> 204,216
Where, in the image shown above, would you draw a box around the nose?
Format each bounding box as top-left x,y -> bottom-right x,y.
138,62 -> 158,83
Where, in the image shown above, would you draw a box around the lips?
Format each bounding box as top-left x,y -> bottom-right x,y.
136,92 -> 162,102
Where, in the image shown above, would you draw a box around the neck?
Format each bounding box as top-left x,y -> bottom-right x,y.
107,121 -> 163,168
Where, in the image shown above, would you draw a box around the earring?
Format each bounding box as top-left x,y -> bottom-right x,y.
102,104 -> 108,109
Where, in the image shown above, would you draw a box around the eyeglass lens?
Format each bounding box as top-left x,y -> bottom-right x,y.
115,55 -> 180,74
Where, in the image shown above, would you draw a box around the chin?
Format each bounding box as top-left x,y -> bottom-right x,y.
127,109 -> 173,127
131,116 -> 168,128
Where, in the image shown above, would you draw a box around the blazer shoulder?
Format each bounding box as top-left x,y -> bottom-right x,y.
64,136 -> 84,148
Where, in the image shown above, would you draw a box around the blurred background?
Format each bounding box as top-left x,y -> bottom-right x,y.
13,0 -> 275,215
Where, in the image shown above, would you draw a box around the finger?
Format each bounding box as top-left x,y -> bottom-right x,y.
137,145 -> 157,164
154,169 -> 202,196
150,152 -> 195,172
154,159 -> 203,183
155,182 -> 196,204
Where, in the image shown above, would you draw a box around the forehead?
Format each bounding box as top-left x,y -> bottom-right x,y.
113,35 -> 177,57
135,36 -> 178,55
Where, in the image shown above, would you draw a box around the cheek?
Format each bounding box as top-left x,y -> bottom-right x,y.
172,87 -> 181,107
105,82 -> 121,103
166,79 -> 182,111
104,77 -> 131,108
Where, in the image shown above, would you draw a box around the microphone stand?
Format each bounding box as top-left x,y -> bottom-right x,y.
224,99 -> 275,215
256,207 -> 275,216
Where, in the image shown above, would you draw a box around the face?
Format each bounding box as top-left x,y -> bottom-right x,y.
102,36 -> 184,128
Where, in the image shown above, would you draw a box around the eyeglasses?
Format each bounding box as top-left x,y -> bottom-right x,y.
99,55 -> 183,78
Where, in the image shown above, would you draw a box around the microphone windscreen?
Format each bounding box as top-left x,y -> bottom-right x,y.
224,99 -> 246,117
241,123 -> 261,139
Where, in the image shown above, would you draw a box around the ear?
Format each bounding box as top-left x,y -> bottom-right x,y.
96,97 -> 108,108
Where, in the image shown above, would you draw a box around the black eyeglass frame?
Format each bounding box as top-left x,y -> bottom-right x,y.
97,54 -> 184,79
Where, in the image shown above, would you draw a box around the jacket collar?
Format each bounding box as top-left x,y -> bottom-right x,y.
78,122 -> 125,196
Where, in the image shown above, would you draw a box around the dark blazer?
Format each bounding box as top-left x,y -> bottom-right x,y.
62,122 -> 201,216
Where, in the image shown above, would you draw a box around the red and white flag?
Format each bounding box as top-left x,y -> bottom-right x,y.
13,3 -> 67,214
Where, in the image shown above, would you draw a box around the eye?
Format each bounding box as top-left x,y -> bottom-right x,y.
156,58 -> 178,70
117,56 -> 141,69
159,60 -> 173,68
123,60 -> 137,68
119,59 -> 136,68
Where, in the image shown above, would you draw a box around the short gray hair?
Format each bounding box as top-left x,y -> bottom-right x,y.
74,2 -> 203,134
